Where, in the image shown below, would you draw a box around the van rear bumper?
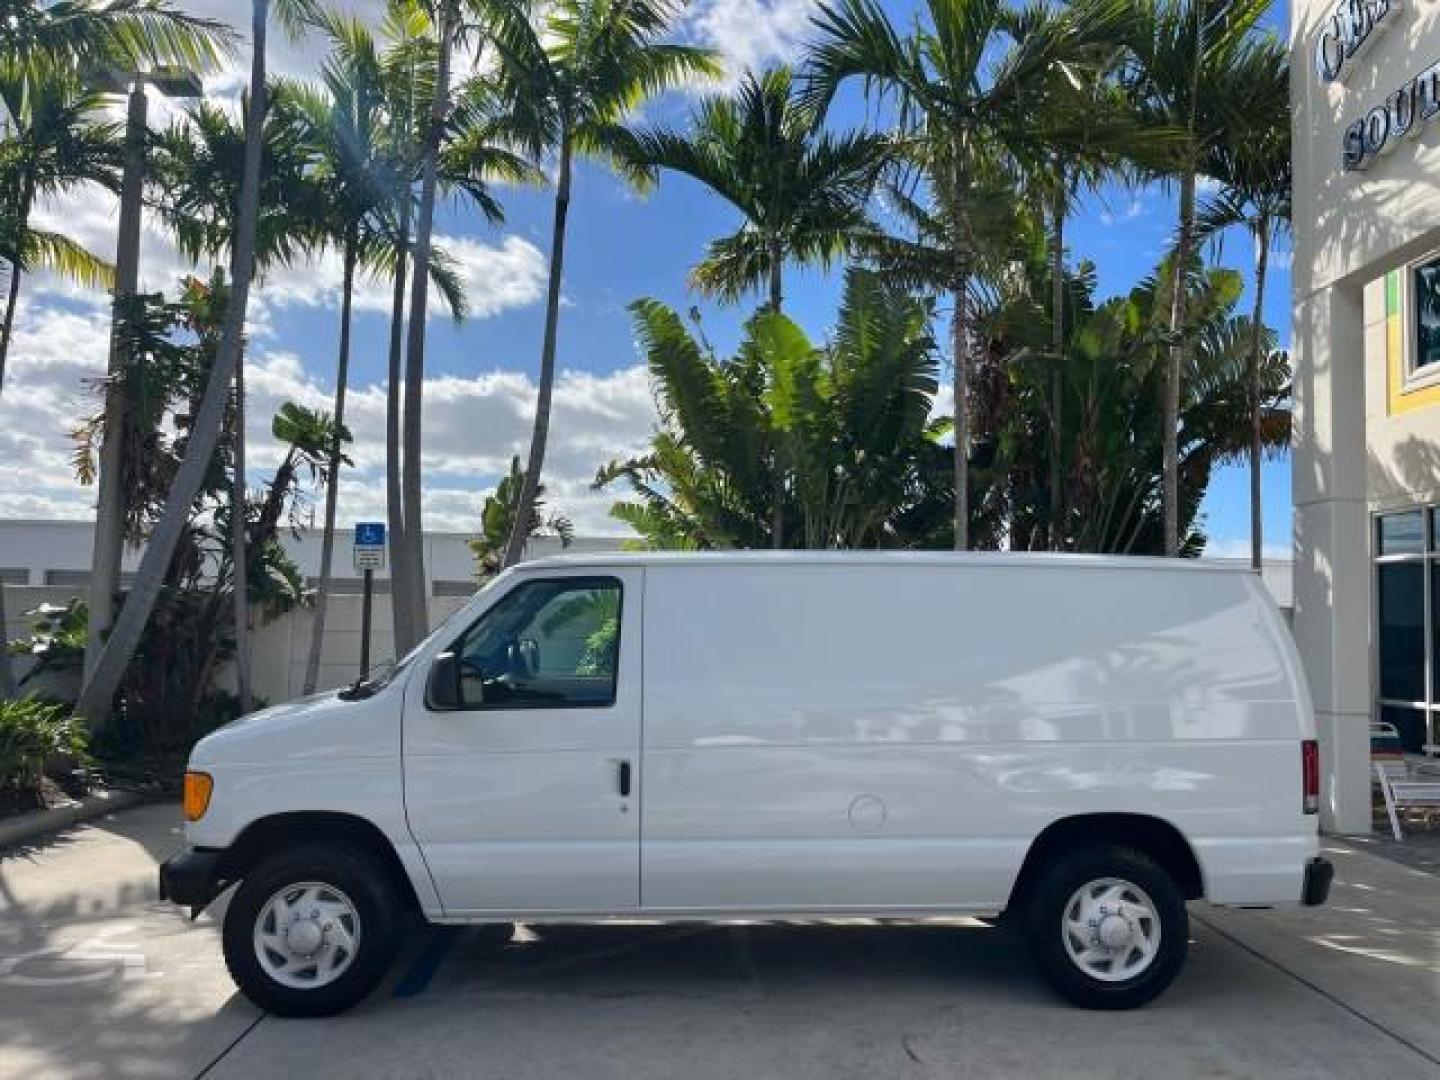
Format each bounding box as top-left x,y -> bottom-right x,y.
1301,856 -> 1334,906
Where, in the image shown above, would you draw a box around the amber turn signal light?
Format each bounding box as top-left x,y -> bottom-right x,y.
183,771 -> 213,822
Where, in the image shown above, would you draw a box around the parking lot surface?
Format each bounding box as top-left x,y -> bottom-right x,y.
2,802 -> 1438,1079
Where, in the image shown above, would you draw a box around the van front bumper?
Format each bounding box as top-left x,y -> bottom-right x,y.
1301,856 -> 1334,906
158,848 -> 226,915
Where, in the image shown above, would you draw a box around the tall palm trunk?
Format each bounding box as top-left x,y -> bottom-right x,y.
87,81 -> 147,681
231,331 -> 253,714
0,583 -> 13,699
0,226 -> 22,694
768,241 -> 784,548
952,277 -> 969,552
1248,216 -> 1270,572
399,0 -> 454,639
386,202 -> 413,651
0,172 -> 34,397
303,231 -> 358,692
1163,167 -> 1196,557
0,259 -> 20,397
768,241 -> 783,312
1048,178 -> 1066,552
76,0 -> 269,728
502,130 -> 572,569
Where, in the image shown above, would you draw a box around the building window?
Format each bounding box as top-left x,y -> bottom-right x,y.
1376,508 -> 1439,751
1414,256 -> 1440,376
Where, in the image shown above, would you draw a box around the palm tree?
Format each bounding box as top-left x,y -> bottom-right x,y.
394,0 -> 458,649
0,74 -> 121,396
806,0 -> 1135,549
367,0 -> 535,654
0,0 -> 228,92
75,0 -> 318,727
978,253 -> 1289,553
633,65 -> 888,312
282,23 -> 507,688
489,0 -> 720,571
1199,119 -> 1290,570
1120,0 -> 1283,555
280,15 -> 391,695
1018,51 -> 1174,549
150,87 -> 320,713
469,455 -> 573,576
374,0 -> 432,655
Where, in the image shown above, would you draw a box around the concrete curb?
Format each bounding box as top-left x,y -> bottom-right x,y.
0,788 -> 147,850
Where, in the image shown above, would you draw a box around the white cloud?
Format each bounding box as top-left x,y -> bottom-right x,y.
686,0 -> 822,84
29,186 -> 547,322
0,298 -> 657,538
254,234 -> 548,320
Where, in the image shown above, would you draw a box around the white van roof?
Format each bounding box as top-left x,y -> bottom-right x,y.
515,550 -> 1253,575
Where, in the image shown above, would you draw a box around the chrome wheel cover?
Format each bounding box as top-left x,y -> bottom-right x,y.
1061,876 -> 1161,983
253,881 -> 361,990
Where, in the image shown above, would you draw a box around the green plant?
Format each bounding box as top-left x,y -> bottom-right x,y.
0,696 -> 88,803
599,268 -> 951,550
469,455 -> 573,578
7,599 -> 87,688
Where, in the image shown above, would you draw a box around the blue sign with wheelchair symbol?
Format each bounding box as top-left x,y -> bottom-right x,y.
354,522 -> 385,547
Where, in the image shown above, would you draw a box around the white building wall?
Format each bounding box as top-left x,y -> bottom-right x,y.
1291,0 -> 1440,830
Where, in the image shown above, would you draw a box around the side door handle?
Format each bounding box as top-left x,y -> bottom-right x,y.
616,759 -> 632,797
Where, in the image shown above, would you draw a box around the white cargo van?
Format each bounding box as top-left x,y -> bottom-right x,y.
160,553 -> 1331,1016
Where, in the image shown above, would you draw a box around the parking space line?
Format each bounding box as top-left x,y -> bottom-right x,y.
193,1013 -> 266,1080
1192,911 -> 1440,1070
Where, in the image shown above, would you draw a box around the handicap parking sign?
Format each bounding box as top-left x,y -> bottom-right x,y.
354,522 -> 385,547
354,522 -> 386,571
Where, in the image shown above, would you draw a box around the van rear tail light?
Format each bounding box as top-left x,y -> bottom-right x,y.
1302,740 -> 1320,815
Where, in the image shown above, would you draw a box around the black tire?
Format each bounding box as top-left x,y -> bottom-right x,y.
222,844 -> 401,1017
1026,844 -> 1188,1010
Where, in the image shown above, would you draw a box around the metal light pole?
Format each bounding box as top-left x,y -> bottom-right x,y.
85,67 -> 203,680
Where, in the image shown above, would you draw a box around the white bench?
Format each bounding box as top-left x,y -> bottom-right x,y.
1375,760 -> 1440,840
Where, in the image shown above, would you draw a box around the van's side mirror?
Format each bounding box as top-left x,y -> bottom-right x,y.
428,651 -> 463,709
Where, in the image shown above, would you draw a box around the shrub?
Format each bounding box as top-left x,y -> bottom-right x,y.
6,599 -> 87,695
0,697 -> 89,804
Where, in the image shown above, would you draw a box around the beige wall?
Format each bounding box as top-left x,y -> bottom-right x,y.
1292,0 -> 1440,830
1362,277 -> 1440,509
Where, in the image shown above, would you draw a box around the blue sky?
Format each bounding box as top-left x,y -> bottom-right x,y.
0,0 -> 1293,557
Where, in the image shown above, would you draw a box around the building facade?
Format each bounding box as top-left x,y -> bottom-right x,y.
1292,0 -> 1440,830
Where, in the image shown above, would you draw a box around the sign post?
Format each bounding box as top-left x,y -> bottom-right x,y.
352,523 -> 386,681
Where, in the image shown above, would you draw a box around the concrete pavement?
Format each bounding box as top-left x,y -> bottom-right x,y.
1,803 -> 1437,1079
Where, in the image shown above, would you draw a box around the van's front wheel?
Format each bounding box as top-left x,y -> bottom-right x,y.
1027,845 -> 1187,1009
222,845 -> 400,1017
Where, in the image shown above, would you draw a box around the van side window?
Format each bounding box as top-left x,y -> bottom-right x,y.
449,577 -> 621,709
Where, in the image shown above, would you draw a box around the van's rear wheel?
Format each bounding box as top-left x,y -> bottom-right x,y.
1026,845 -> 1187,1009
222,845 -> 400,1017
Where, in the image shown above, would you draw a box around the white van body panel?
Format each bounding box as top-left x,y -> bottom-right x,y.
401,565 -> 645,916
639,558 -> 1314,912
185,552 -> 1318,922
184,686 -> 442,914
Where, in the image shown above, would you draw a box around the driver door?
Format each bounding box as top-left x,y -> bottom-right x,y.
402,568 -> 641,916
